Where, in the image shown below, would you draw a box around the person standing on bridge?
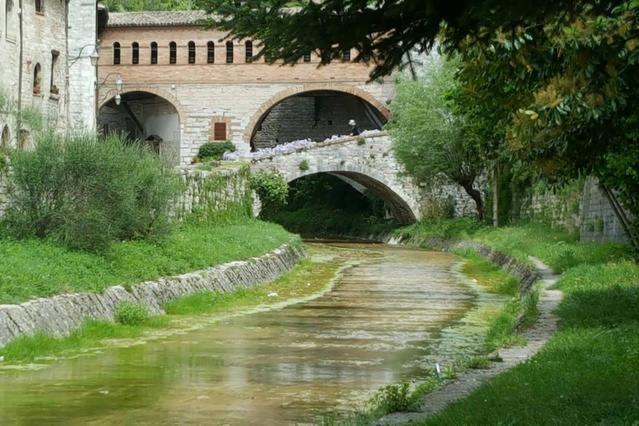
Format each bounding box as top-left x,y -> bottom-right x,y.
349,119 -> 361,136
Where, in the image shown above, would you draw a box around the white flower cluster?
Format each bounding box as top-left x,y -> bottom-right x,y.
223,129 -> 383,161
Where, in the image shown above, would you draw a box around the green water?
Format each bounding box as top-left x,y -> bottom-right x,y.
0,244 -> 502,425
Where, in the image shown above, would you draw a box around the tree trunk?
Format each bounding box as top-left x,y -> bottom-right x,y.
492,166 -> 499,227
461,182 -> 484,222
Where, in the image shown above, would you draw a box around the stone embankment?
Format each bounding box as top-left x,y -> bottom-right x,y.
0,244 -> 305,348
394,235 -> 540,297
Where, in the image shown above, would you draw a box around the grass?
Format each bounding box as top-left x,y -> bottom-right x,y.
0,218 -> 294,304
395,219 -> 639,425
0,317 -> 169,363
398,219 -> 629,273
0,254 -> 344,364
165,258 -> 341,316
460,253 -> 528,352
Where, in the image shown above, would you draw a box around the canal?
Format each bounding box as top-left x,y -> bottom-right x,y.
0,243 -> 503,424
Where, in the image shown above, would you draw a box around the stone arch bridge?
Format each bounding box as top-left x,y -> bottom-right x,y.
250,133 -> 424,223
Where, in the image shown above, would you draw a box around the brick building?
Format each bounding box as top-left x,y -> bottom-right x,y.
96,11 -> 395,165
0,0 -> 102,148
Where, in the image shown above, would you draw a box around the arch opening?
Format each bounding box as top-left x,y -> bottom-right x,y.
260,171 -> 415,237
250,90 -> 388,151
97,91 -> 181,165
1,125 -> 10,148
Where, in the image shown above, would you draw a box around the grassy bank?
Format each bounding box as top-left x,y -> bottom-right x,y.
396,220 -> 639,424
0,218 -> 293,304
0,252 -> 344,364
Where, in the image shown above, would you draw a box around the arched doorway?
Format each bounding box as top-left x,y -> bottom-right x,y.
97,91 -> 181,165
249,90 -> 389,151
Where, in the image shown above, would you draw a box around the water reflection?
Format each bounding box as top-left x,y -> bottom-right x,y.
0,244 -> 502,424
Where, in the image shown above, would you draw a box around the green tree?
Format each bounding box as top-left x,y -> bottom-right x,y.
103,0 -> 194,12
449,1 -> 639,246
195,0 -> 583,80
388,59 -> 485,220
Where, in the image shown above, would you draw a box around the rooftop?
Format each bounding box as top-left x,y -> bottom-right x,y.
107,11 -> 210,28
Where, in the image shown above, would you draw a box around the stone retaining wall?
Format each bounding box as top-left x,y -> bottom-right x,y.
0,243 -> 305,349
395,235 -> 540,297
174,163 -> 253,220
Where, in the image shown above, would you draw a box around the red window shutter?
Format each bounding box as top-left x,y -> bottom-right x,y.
214,122 -> 227,141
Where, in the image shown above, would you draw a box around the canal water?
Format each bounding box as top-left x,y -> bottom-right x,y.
0,243 -> 503,425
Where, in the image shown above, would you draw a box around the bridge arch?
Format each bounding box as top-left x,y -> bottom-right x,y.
252,135 -> 421,224
288,170 -> 417,224
244,85 -> 391,150
97,89 -> 183,165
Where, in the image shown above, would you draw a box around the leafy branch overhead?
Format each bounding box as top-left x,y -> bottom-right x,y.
195,0 -> 583,80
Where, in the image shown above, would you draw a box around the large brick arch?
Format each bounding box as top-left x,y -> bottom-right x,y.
98,86 -> 186,125
243,84 -> 391,145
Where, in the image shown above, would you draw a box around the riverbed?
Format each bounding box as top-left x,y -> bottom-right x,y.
0,243 -> 503,424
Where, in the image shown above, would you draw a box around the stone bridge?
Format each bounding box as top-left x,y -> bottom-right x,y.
250,133 -> 424,223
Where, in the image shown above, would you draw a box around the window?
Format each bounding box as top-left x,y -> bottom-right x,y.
245,40 -> 253,63
33,63 -> 42,95
35,0 -> 44,14
50,50 -> 59,94
6,0 -> 16,39
343,50 -> 351,61
132,42 -> 139,65
150,42 -> 158,64
1,126 -> 10,148
214,122 -> 227,140
169,42 -> 177,64
303,52 -> 311,63
188,41 -> 196,64
226,41 -> 233,64
207,41 -> 215,63
113,42 -> 121,65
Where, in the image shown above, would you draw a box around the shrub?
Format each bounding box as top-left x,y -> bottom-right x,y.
369,383 -> 419,414
197,141 -> 236,161
3,132 -> 182,252
298,159 -> 309,171
115,301 -> 149,326
250,170 -> 288,215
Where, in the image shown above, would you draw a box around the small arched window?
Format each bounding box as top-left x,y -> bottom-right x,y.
303,53 -> 311,63
33,63 -> 42,95
132,42 -> 139,65
169,42 -> 177,64
1,126 -> 10,148
188,41 -> 196,64
343,50 -> 351,61
113,42 -> 121,65
150,42 -> 158,64
226,41 -> 234,64
35,0 -> 44,14
245,40 -> 253,63
207,41 -> 215,63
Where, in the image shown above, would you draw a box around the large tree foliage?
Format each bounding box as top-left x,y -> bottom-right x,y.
195,0 -> 584,79
450,1 -> 639,244
389,60 -> 485,220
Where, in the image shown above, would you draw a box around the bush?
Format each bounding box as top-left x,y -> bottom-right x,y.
197,141 -> 236,161
369,383 -> 419,414
115,301 -> 149,326
298,159 -> 309,171
3,132 -> 182,252
250,170 -> 289,215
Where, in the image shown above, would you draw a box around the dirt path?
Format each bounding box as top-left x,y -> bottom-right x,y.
378,257 -> 563,425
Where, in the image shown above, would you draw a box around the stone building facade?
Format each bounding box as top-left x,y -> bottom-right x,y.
0,0 -> 101,147
96,11 -> 394,165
